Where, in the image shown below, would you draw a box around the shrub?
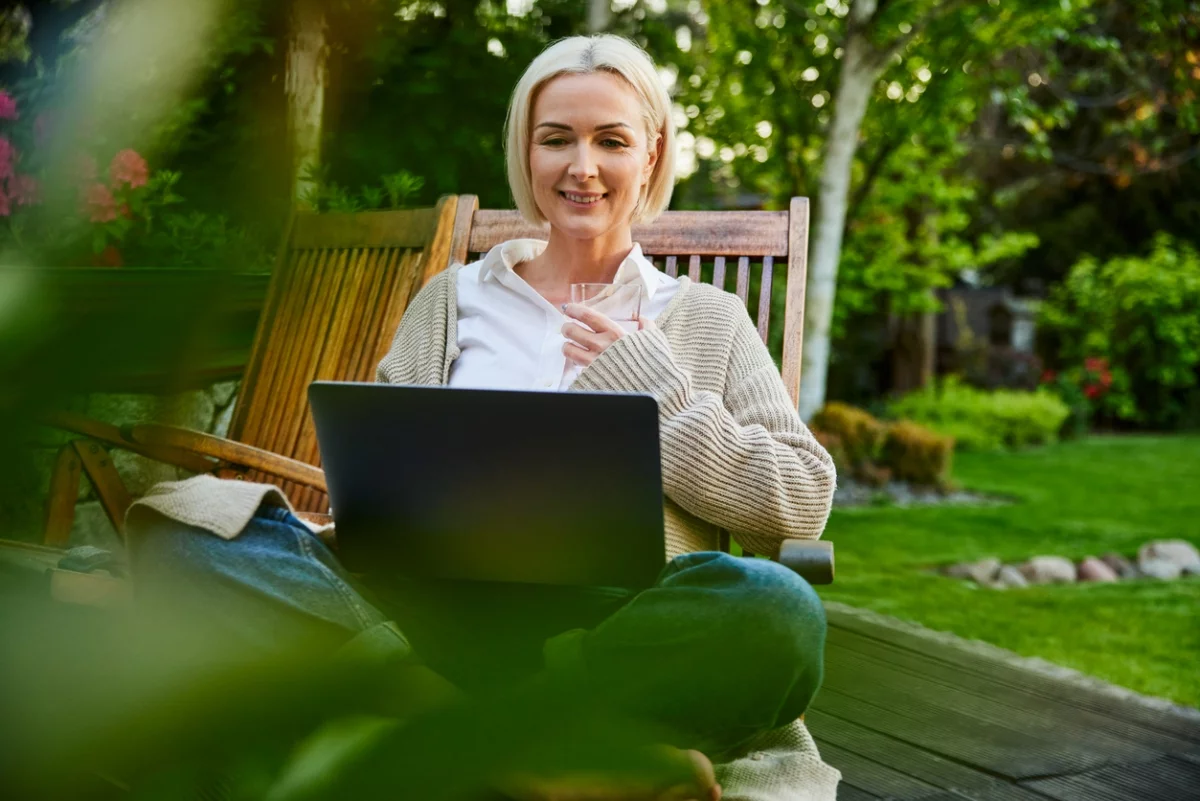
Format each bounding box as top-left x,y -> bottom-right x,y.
887,377 -> 1070,450
810,402 -> 887,474
1038,234 -> 1200,429
882,421 -> 954,487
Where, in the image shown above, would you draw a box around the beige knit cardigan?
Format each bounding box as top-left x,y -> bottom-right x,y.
127,260 -> 842,801
376,265 -> 836,559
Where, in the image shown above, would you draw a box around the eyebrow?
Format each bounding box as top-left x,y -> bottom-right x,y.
534,122 -> 635,133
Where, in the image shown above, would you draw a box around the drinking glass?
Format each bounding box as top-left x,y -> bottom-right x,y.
569,282 -> 644,333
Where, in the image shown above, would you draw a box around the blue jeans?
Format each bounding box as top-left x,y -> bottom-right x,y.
132,505 -> 826,755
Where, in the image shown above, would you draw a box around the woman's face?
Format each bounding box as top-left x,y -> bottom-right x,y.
528,71 -> 659,242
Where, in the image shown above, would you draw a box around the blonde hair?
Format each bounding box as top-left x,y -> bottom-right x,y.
505,35 -> 676,225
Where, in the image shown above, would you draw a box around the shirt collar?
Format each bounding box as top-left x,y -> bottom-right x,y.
479,239 -> 662,301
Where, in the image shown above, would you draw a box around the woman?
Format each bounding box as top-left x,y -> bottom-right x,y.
133,34 -> 839,801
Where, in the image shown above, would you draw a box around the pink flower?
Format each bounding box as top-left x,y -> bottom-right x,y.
0,136 -> 14,180
0,91 -> 18,121
84,182 -> 117,222
7,173 -> 38,206
109,148 -> 148,189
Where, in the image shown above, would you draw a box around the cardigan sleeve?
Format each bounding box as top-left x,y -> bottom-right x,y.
375,269 -> 455,386
570,307 -> 836,557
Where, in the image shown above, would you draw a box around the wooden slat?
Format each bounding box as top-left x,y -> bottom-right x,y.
276,248 -> 351,461
1022,755 -> 1200,801
293,247 -> 374,473
826,609 -> 1200,744
781,197 -> 810,407
424,195 -> 459,277
238,249 -> 317,447
811,686 -> 1106,781
447,194 -> 478,270
467,209 -> 790,256
815,742 -> 939,800
664,256 -> 678,278
712,256 -> 726,290
827,626 -> 1200,757
74,440 -> 132,539
248,248 -> 325,453
229,216 -> 300,442
823,644 -> 1164,772
343,248 -> 396,386
809,710 -> 1050,801
370,249 -> 421,378
43,444 -> 82,547
756,256 -> 774,344
687,254 -> 701,282
734,257 -> 750,305
254,248 -> 336,464
291,208 -> 438,250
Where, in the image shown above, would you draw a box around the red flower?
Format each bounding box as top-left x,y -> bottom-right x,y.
1084,357 -> 1107,373
1084,385 -> 1101,399
84,182 -> 117,222
1099,371 -> 1113,387
1040,369 -> 1057,384
95,245 -> 123,268
0,91 -> 18,121
109,148 -> 148,189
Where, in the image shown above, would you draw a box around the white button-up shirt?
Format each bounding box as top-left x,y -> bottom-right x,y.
449,239 -> 681,391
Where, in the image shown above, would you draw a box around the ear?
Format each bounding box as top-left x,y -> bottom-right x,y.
644,131 -> 662,181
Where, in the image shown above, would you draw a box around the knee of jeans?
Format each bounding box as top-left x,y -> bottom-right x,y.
726,557 -> 827,663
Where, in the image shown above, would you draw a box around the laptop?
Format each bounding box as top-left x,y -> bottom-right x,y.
307,382 -> 666,589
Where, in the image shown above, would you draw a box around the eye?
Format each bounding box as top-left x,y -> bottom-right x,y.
600,138 -> 629,149
541,136 -> 569,146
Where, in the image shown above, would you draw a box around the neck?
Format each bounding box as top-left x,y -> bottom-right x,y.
521,226 -> 635,292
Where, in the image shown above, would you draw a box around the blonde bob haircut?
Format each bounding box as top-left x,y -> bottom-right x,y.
505,34 -> 676,225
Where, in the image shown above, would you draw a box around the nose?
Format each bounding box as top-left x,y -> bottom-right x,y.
567,143 -> 598,182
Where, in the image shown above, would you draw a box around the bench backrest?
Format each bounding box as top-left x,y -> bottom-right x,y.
228,198 -> 458,512
436,195 -> 810,405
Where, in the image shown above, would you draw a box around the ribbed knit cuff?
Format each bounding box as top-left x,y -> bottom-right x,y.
571,327 -> 692,418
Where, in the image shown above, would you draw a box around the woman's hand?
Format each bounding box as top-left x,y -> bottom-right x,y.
562,303 -> 654,368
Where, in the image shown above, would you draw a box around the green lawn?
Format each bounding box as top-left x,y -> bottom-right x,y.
816,435 -> 1200,708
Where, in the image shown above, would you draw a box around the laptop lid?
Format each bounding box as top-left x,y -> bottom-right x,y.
308,382 -> 666,589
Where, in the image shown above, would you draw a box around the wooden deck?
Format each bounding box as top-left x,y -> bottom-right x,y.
812,606 -> 1200,801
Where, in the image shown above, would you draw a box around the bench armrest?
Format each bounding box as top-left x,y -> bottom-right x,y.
777,539 -> 834,585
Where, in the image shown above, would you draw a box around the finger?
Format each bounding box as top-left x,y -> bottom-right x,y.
564,303 -> 624,336
562,321 -> 615,352
563,341 -> 595,366
637,316 -> 655,331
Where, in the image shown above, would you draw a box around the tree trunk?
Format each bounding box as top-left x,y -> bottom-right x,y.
286,0 -> 328,209
797,1 -> 882,420
587,0 -> 612,33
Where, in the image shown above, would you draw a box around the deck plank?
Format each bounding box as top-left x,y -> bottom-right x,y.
1020,755 -> 1200,801
808,709 -> 1053,801
807,607 -> 1200,800
824,607 -> 1200,744
823,643 -> 1168,766
825,626 -> 1200,757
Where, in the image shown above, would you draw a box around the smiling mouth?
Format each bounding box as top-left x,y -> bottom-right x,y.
560,191 -> 605,205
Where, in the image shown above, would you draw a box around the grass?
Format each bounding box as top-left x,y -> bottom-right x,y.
815,434 -> 1200,709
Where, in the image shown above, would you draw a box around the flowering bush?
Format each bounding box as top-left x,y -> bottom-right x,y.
1038,235 -> 1200,429
0,89 -> 193,267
